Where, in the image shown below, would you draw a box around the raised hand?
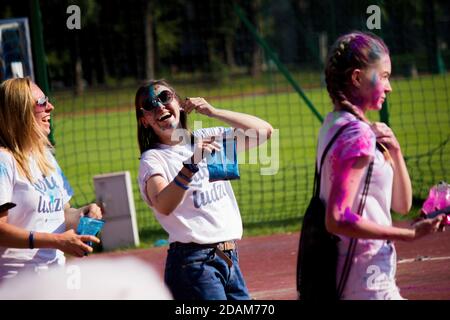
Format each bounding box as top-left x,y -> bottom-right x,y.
183,97 -> 217,117
191,138 -> 221,164
370,122 -> 400,152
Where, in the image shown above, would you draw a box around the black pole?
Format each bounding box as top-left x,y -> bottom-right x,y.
29,0 -> 54,145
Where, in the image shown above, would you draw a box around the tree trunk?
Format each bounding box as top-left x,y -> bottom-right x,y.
74,33 -> 84,96
251,45 -> 263,77
423,0 -> 441,74
225,34 -> 236,69
144,1 -> 155,80
249,0 -> 263,77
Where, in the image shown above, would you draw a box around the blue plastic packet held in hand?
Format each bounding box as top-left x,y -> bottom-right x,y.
207,137 -> 240,182
76,216 -> 105,249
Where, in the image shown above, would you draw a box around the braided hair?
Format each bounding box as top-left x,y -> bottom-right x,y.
325,31 -> 389,123
325,31 -> 392,162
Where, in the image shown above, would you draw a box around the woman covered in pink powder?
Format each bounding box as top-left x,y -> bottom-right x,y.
318,31 -> 446,299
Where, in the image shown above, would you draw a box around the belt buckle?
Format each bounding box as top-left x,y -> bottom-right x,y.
213,243 -> 234,268
217,241 -> 236,251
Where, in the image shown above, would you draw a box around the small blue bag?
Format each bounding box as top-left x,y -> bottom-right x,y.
207,137 -> 240,182
76,216 -> 105,248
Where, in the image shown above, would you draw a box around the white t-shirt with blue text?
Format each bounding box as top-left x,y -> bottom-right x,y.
138,127 -> 243,244
0,149 -> 73,280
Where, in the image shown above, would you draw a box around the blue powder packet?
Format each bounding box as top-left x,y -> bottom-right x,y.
76,216 -> 105,248
207,137 -> 240,182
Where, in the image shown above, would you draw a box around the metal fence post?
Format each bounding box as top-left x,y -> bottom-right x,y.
30,0 -> 54,145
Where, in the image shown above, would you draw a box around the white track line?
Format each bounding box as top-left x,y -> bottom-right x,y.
398,256 -> 450,264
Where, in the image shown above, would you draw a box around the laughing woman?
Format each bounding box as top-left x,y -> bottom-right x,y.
135,80 -> 273,300
0,78 -> 102,282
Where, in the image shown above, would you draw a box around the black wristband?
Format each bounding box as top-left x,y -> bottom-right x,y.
178,171 -> 193,182
28,231 -> 34,249
183,161 -> 199,173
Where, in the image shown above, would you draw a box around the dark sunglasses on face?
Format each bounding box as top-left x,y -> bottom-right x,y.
36,96 -> 49,110
142,90 -> 174,112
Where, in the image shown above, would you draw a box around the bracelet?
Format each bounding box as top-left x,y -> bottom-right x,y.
183,161 -> 199,174
173,177 -> 189,190
28,231 -> 34,249
178,171 -> 192,183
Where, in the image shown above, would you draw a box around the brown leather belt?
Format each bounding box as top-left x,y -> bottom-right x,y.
170,241 -> 236,267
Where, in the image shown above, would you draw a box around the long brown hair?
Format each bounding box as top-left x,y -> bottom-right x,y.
0,77 -> 54,181
134,79 -> 189,154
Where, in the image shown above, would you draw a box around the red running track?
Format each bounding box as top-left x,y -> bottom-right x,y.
94,221 -> 450,300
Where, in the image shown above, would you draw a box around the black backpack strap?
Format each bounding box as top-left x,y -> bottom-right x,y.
313,120 -> 375,299
336,158 -> 374,299
313,121 -> 355,197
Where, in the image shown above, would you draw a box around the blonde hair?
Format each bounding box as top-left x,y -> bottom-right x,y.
0,78 -> 54,181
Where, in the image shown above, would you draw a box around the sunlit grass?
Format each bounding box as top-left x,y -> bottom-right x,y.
53,72 -> 450,243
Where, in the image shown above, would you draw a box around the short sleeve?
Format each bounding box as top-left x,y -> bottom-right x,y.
0,151 -> 15,205
139,151 -> 166,188
138,151 -> 167,207
331,121 -> 376,162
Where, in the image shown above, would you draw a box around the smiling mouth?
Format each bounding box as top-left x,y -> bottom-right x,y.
158,112 -> 173,122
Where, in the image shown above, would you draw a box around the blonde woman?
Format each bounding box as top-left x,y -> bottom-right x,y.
0,78 -> 102,282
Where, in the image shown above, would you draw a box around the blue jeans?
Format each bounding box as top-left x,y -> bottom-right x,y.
164,243 -> 251,300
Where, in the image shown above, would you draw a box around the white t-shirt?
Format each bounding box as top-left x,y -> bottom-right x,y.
317,111 -> 402,300
0,149 -> 73,280
138,127 -> 243,244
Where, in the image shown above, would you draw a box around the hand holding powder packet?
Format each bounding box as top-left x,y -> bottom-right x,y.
76,216 -> 105,248
207,137 -> 240,182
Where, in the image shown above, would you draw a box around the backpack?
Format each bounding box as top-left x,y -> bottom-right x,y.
296,121 -> 373,300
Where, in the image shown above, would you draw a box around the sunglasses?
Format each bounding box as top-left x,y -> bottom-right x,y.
142,90 -> 174,112
35,96 -> 49,110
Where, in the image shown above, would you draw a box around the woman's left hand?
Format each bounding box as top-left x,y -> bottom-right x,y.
183,97 -> 217,117
370,122 -> 401,152
81,203 -> 103,220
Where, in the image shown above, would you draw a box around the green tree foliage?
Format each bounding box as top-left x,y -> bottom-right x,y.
1,0 -> 449,88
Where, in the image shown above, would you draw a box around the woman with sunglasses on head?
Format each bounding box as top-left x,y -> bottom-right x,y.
0,78 -> 102,282
135,80 -> 273,300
